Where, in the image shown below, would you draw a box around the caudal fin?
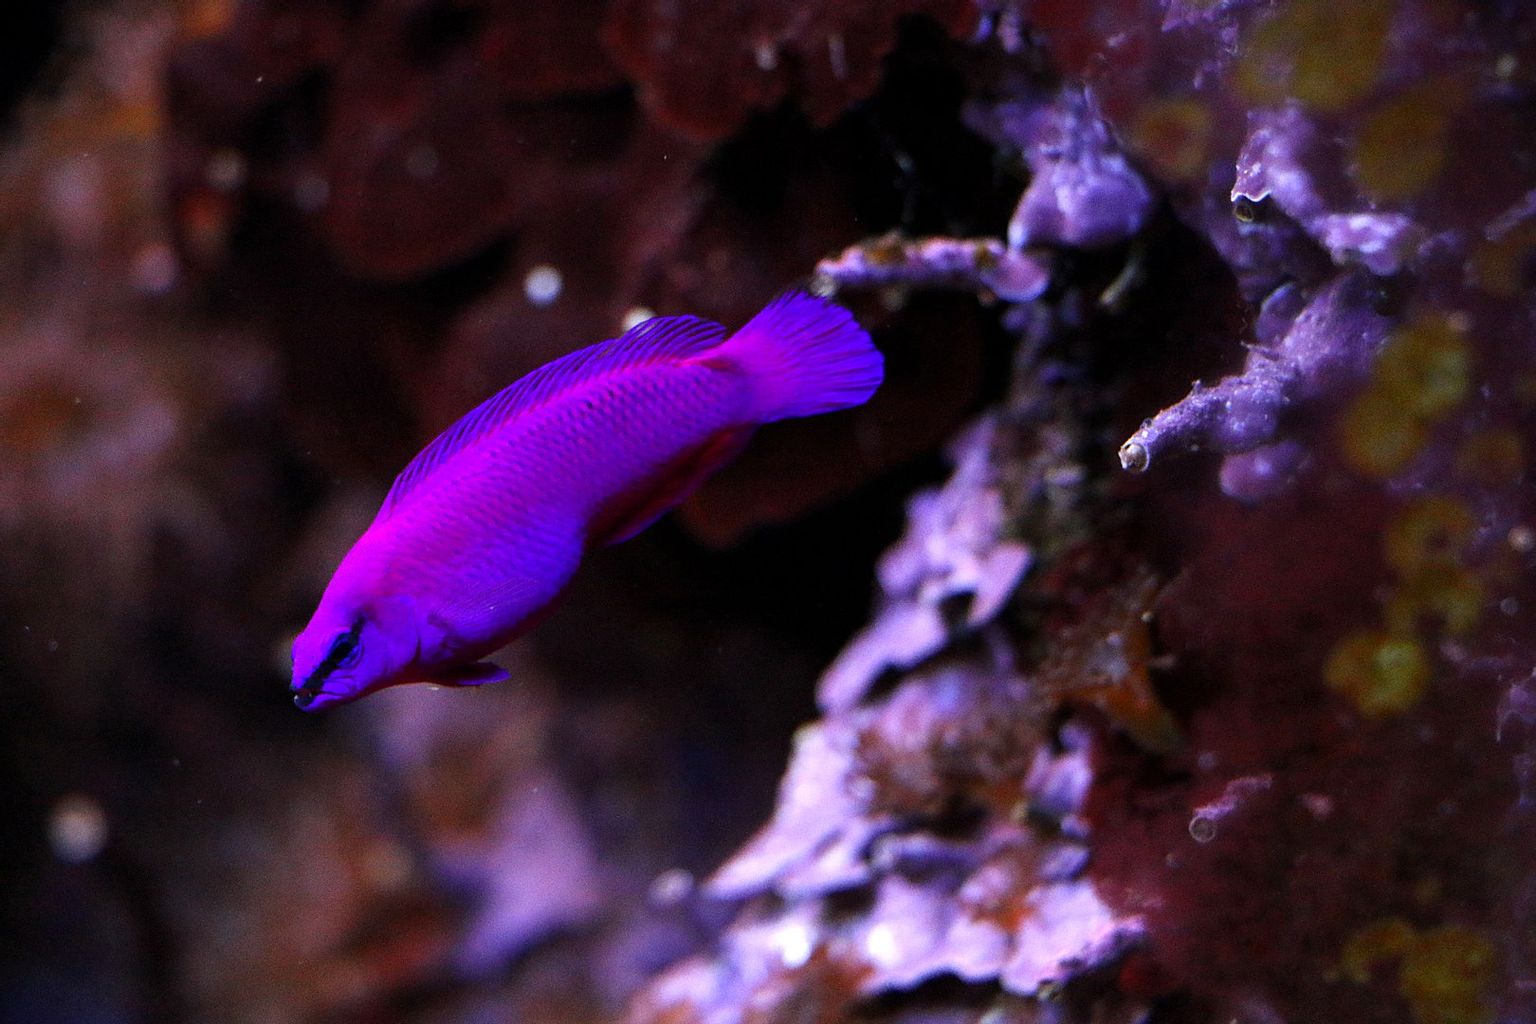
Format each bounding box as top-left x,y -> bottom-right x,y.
716,291 -> 884,422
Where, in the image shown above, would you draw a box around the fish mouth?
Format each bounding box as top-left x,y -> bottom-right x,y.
292,657 -> 340,710
291,678 -> 332,710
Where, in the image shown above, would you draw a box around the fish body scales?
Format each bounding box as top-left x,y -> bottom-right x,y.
347,359 -> 742,655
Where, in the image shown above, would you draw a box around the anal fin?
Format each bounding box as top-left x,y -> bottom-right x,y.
591,427 -> 754,546
427,662 -> 511,688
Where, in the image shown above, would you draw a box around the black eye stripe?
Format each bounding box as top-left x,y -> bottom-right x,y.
297,621 -> 364,694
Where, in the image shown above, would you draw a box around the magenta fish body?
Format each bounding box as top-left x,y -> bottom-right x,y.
290,292 -> 883,709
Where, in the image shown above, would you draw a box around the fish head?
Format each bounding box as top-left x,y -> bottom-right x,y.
289,594 -> 421,710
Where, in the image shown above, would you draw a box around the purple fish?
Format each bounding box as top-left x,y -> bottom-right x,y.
290,292 -> 883,710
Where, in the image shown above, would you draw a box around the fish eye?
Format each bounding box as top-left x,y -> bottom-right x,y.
330,630 -> 362,669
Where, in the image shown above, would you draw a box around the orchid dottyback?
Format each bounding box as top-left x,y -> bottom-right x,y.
290,292 -> 883,709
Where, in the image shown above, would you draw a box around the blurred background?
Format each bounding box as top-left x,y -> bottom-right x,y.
2,2 -> 1535,1023
0,1 -> 992,1020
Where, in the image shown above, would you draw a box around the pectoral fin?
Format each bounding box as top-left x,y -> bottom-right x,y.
428,662 -> 512,688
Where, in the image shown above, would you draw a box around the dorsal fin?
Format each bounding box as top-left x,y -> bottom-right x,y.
375,314 -> 727,522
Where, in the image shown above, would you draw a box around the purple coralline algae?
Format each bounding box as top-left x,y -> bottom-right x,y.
638,702 -> 1146,1018
816,236 -> 1050,303
1231,105 -> 1423,277
968,83 -> 1155,251
816,417 -> 1039,714
1118,270 -> 1394,474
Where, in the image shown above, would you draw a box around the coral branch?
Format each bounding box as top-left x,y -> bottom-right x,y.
1120,271 -> 1393,471
969,84 -> 1155,250
815,235 -> 1050,302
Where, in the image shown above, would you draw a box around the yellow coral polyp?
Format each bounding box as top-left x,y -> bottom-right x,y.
1376,480 -> 1489,641
1340,386 -> 1429,478
1353,77 -> 1462,202
1341,313 -> 1474,479
1385,497 -> 1474,575
1341,917 -> 1417,983
1398,926 -> 1496,1024
1385,565 -> 1485,636
1375,314 -> 1471,419
1324,629 -> 1430,717
1340,920 -> 1496,1024
1237,0 -> 1393,112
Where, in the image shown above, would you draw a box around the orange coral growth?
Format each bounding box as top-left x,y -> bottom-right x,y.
1382,495 -> 1485,636
1037,570 -> 1180,752
1399,926 -> 1497,1024
1340,390 -> 1432,479
1128,97 -> 1213,184
1384,565 -> 1484,636
1341,916 -> 1418,982
1376,313 -> 1472,419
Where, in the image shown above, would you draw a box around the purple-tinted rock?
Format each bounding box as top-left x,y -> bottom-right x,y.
1233,106 -> 1426,276
973,85 -> 1155,250
868,832 -> 987,879
1498,672 -> 1536,808
1186,773 -> 1274,842
850,863 -> 1144,998
698,829 -> 1142,1012
1000,880 -> 1144,995
816,236 -> 1050,303
1252,280 -> 1310,346
821,418 -> 1034,712
1195,185 -> 1334,301
1218,440 -> 1309,503
1312,212 -> 1422,276
1231,105 -> 1338,228
1247,270 -> 1397,391
1022,722 -> 1096,833
1120,271 -> 1393,470
1160,0 -> 1263,31
850,665 -> 1044,818
705,719 -> 884,901
818,603 -> 953,716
